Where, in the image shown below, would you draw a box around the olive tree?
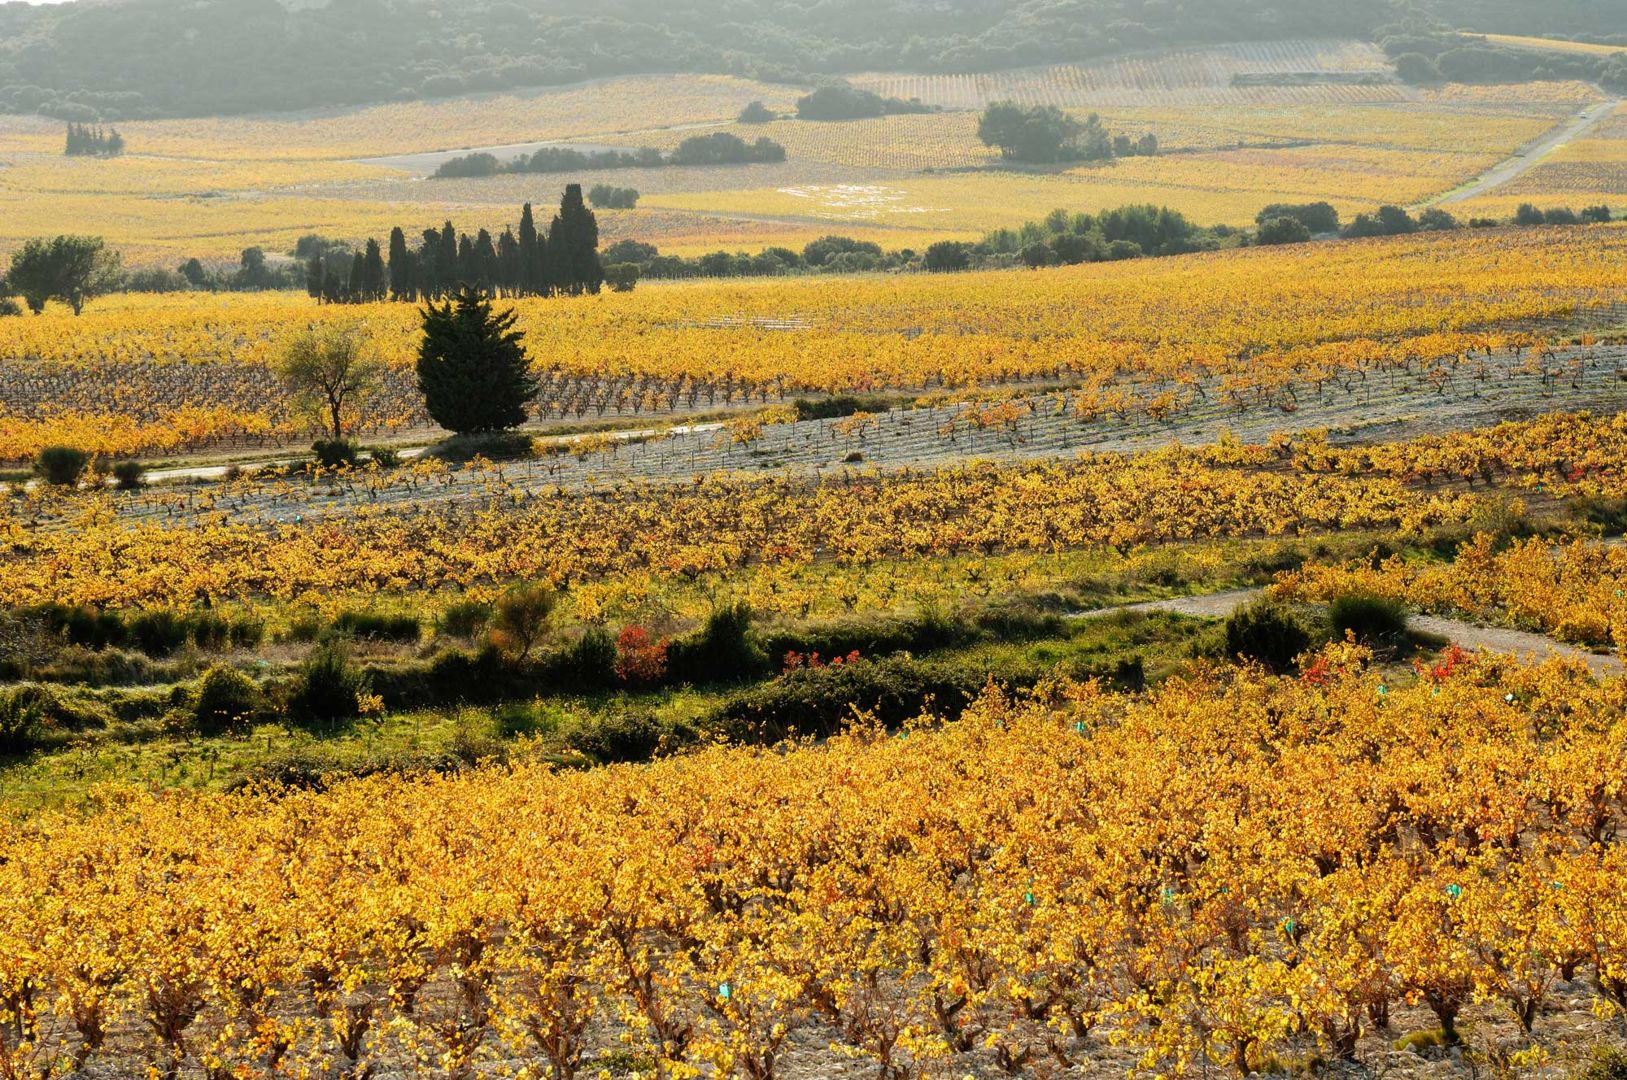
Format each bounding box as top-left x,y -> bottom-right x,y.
275,325 -> 383,441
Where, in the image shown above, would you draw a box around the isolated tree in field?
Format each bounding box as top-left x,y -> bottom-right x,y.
416,287 -> 539,433
977,102 -> 1090,163
5,235 -> 122,314
276,325 -> 383,441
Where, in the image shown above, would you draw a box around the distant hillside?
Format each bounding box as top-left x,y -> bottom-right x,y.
0,0 -> 1616,123
1425,0 -> 1627,41
0,0 -> 1391,120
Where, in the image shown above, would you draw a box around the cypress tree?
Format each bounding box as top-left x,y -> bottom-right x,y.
419,229 -> 442,298
363,239 -> 386,301
549,183 -> 604,295
388,227 -> 410,300
305,255 -> 324,300
517,203 -> 538,296
416,288 -> 539,434
438,222 -> 458,294
347,251 -> 367,301
457,234 -> 475,286
497,227 -> 520,297
473,229 -> 497,294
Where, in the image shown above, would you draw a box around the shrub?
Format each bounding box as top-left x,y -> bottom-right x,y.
286,643 -> 370,728
311,439 -> 359,468
666,604 -> 768,684
491,584 -> 557,659
366,446 -> 402,468
1577,1046 -> 1627,1080
1514,203 -> 1546,227
1329,593 -> 1410,647
707,654 -> 990,744
188,611 -> 233,650
558,627 -> 618,690
1256,201 -> 1340,234
35,445 -> 88,486
111,460 -> 147,490
0,684 -> 54,755
331,610 -> 421,643
614,625 -> 668,686
127,609 -> 189,656
1224,599 -> 1311,672
923,240 -> 971,272
192,665 -> 263,735
1255,216 -> 1311,246
1416,207 -> 1459,231
439,600 -> 492,639
228,617 -> 266,649
738,100 -> 775,124
604,263 -> 641,292
561,710 -> 682,764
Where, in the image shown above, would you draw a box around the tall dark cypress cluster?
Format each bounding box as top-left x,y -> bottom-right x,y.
64,123 -> 124,157
309,186 -> 604,305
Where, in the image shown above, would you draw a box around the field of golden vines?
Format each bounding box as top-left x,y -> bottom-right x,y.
3,650 -> 1625,1078
1454,103 -> 1627,219
8,405 -> 1627,617
0,224 -> 1622,460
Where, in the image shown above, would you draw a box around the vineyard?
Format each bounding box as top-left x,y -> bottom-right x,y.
12,403 -> 1627,617
2,224 -> 1624,460
3,653 -> 1626,1078
0,39 -> 1605,266
1453,104 -> 1627,220
849,40 -> 1403,109
5,24 -> 1627,1079
1476,33 -> 1627,59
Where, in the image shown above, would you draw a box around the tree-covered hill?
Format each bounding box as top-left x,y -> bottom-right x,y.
0,0 -> 1386,120
0,0 -> 1617,122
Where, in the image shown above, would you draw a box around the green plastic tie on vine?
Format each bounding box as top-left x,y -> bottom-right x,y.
1282,917 -> 1296,935
719,982 -> 732,1000
1025,890 -> 1035,906
1160,886 -> 1175,907
1377,684 -> 1387,697
1445,883 -> 1462,900
1075,720 -> 1086,734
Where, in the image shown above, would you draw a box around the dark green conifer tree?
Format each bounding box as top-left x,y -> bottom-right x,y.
547,183 -> 604,295
388,227 -> 411,300
416,288 -> 539,433
517,203 -> 539,295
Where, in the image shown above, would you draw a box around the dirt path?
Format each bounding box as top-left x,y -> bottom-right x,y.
1076,588 -> 1624,675
1431,97 -> 1621,206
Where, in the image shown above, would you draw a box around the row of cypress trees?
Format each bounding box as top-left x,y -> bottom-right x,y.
64,123 -> 124,157
307,185 -> 603,305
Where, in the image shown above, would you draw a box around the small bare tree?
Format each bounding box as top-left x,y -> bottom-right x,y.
276,325 -> 383,441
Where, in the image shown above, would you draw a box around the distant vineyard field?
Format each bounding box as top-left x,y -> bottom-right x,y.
1475,32 -> 1627,58
1453,103 -> 1627,218
850,39 -> 1401,109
